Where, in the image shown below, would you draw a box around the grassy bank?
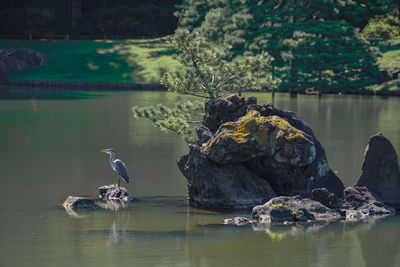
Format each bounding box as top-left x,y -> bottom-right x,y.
0,38 -> 399,92
0,38 -> 180,84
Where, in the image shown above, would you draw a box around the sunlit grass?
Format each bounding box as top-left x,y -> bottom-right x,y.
378,49 -> 400,69
367,79 -> 400,91
0,38 -> 181,84
98,37 -> 182,84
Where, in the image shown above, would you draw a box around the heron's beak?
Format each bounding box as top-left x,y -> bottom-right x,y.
100,149 -> 108,153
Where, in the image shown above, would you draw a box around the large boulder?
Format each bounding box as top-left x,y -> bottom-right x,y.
203,111 -> 316,166
252,195 -> 341,224
247,103 -> 345,197
178,95 -> 345,210
355,133 -> 400,209
178,144 -> 276,211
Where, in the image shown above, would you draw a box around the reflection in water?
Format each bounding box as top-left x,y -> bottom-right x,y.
98,199 -> 127,211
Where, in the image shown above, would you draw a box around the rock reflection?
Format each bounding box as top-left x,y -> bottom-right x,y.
97,199 -> 127,211
252,222 -> 335,240
63,206 -> 89,218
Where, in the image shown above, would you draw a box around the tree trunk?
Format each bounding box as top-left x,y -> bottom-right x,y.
397,0 -> 400,20
289,58 -> 298,95
289,0 -> 298,96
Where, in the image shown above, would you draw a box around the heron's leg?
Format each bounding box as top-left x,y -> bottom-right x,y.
118,177 -> 121,188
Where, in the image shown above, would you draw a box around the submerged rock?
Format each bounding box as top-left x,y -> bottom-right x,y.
203,111 -> 316,166
63,196 -> 98,211
252,195 -> 341,224
355,133 -> 400,209
98,185 -> 133,202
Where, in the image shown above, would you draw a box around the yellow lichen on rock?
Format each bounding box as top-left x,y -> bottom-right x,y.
203,111 -> 315,166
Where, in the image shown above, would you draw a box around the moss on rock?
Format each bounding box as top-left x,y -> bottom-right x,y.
203,111 -> 316,167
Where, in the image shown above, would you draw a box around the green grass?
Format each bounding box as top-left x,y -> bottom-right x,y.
377,49 -> 400,69
367,79 -> 400,92
1,37 -> 399,92
367,39 -> 400,92
0,38 -> 180,84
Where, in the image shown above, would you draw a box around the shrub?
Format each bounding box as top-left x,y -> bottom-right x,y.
363,15 -> 400,39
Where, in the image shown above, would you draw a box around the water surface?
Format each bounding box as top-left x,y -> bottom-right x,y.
1,90 -> 399,266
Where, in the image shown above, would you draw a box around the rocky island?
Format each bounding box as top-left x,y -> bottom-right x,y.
178,95 -> 400,225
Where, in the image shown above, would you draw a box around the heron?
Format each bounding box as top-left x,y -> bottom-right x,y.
101,148 -> 130,188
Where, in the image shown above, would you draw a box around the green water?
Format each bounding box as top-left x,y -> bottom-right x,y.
0,91 -> 400,267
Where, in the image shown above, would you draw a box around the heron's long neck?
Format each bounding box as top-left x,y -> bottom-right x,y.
109,153 -> 116,168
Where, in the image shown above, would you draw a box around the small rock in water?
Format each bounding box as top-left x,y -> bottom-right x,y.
63,196 -> 98,211
343,186 -> 395,220
252,195 -> 341,224
223,217 -> 254,226
98,185 -> 133,202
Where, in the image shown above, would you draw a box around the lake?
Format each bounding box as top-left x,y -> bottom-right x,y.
0,90 -> 399,267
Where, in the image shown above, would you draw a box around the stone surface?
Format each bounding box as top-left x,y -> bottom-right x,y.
0,48 -> 44,73
178,95 -> 346,211
247,103 -> 345,197
179,145 -> 277,211
252,195 -> 341,224
343,186 -> 395,220
311,188 -> 339,209
355,133 -> 400,209
98,185 -> 132,202
223,217 -> 254,226
197,125 -> 213,145
203,111 -> 316,166
203,94 -> 257,132
63,196 -> 98,211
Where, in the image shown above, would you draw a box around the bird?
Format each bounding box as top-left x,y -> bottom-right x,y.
101,148 -> 130,188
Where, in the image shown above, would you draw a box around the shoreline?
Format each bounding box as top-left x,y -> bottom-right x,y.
0,80 -> 166,91
0,80 -> 399,96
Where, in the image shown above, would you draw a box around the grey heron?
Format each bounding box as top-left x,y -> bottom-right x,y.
101,148 -> 130,188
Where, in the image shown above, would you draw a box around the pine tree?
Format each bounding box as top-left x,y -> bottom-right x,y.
248,0 -> 380,93
133,28 -> 278,143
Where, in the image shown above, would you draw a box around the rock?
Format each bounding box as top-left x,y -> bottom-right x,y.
180,145 -> 277,211
355,133 -> 400,209
98,185 -> 132,202
252,195 -> 341,224
0,48 -> 44,71
247,103 -> 345,197
203,94 -> 257,132
343,186 -> 395,220
223,217 -> 254,226
178,95 -> 344,210
63,196 -> 98,211
197,126 -> 213,145
311,188 -> 339,209
203,111 -> 316,166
